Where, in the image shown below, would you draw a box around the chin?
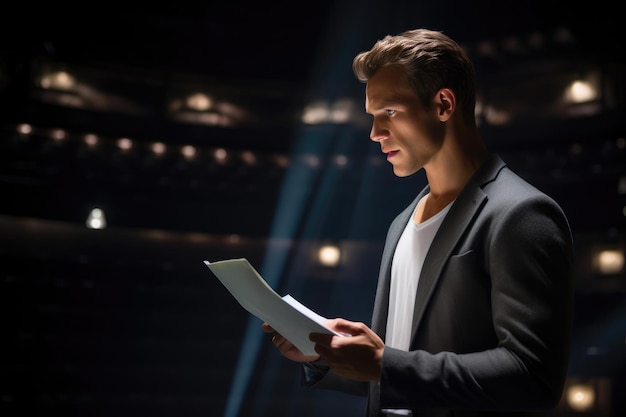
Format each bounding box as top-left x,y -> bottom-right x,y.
393,167 -> 420,178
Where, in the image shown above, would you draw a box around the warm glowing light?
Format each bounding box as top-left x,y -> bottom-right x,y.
318,245 -> 341,267
41,70 -> 75,90
566,383 -> 595,412
302,100 -> 329,124
17,123 -> 32,135
565,79 -> 599,103
241,151 -> 256,165
84,134 -> 98,147
186,93 -> 212,111
181,145 -> 197,159
51,129 -> 66,142
118,138 -> 133,151
151,142 -> 166,155
484,105 -> 511,125
214,148 -> 228,163
594,249 -> 624,274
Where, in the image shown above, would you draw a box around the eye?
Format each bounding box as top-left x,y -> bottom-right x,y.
385,109 -> 396,116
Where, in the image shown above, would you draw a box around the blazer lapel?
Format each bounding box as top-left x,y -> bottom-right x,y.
410,154 -> 505,339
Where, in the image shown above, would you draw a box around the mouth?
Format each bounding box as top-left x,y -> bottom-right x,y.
386,150 -> 399,160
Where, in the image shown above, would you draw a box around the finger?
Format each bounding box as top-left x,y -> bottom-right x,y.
261,322 -> 275,333
274,334 -> 292,351
332,319 -> 365,335
309,332 -> 334,346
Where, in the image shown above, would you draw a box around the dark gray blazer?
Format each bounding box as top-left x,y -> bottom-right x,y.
306,154 -> 574,417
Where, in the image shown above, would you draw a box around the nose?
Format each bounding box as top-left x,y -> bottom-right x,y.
369,121 -> 387,143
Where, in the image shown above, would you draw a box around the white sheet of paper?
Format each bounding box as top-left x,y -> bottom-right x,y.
204,258 -> 339,356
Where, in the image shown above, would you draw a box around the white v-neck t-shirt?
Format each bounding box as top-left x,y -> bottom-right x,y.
385,197 -> 453,351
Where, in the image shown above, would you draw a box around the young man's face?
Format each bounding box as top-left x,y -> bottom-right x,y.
365,65 -> 444,177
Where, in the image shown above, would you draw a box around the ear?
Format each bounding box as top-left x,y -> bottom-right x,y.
435,88 -> 456,122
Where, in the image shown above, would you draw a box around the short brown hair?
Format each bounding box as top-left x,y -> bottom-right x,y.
352,29 -> 476,123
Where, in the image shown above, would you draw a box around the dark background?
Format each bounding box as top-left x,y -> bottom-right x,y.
1,1 -> 625,416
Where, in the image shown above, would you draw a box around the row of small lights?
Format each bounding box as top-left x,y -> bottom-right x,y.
12,123 -> 370,170
11,122 -> 626,193
14,122 -> 626,176
14,122 -> 290,167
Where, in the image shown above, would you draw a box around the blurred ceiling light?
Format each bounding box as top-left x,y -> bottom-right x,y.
86,208 -> 107,230
51,129 -> 67,142
169,95 -> 246,127
330,98 -> 354,123
333,154 -> 348,167
181,145 -> 197,160
117,137 -> 133,151
565,383 -> 595,412
186,92 -> 212,111
216,101 -> 247,120
593,249 -> 625,275
40,70 -> 75,90
174,111 -> 229,126
484,105 -> 511,126
214,148 -> 228,164
303,154 -> 320,168
47,91 -> 85,109
151,142 -> 166,155
565,75 -> 600,104
241,151 -> 257,166
274,154 -> 290,168
318,244 -> 341,267
83,133 -> 99,147
16,123 -> 33,135
302,100 -> 329,124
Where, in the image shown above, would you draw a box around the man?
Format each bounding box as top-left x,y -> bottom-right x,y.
262,28 -> 573,417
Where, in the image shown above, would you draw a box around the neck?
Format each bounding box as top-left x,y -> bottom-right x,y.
424,125 -> 488,200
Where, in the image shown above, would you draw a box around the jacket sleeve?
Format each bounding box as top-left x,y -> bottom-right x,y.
301,359 -> 369,397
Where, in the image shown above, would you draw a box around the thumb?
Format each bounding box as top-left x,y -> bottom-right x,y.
326,318 -> 364,336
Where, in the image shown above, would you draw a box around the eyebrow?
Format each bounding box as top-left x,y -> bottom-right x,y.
366,97 -> 400,114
